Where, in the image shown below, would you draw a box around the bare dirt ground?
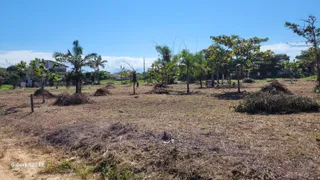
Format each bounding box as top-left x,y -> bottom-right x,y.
0,80 -> 320,179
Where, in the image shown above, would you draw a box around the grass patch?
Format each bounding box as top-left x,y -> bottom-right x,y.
0,84 -> 13,90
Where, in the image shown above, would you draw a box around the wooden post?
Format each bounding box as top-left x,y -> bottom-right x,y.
30,94 -> 34,113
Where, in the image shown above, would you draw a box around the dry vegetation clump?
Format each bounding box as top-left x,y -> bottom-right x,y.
146,83 -> 170,94
154,83 -> 169,89
93,88 -> 111,96
235,81 -> 320,114
260,80 -> 293,95
53,93 -> 91,106
34,88 -> 56,98
242,78 -> 255,83
40,122 -> 213,179
105,84 -> 116,89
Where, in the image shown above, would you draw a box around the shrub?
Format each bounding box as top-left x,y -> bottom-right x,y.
94,88 -> 111,96
54,93 -> 91,106
260,80 -> 293,95
235,92 -> 319,114
242,78 -> 255,83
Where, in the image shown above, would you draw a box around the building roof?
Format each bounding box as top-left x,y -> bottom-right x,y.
35,59 -> 68,68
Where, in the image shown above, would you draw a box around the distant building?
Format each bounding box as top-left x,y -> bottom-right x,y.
22,60 -> 68,87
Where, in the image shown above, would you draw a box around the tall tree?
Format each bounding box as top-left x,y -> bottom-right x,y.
53,40 -> 97,93
179,49 -> 195,94
194,52 -> 207,88
89,55 -> 107,84
285,15 -> 320,86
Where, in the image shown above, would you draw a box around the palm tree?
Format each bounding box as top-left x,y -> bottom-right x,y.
53,40 -> 97,93
89,55 -> 107,84
179,49 -> 195,94
194,52 -> 207,88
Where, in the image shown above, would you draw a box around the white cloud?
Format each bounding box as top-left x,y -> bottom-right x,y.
261,42 -> 310,60
0,50 -> 157,73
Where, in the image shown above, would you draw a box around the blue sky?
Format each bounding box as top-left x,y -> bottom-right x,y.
0,0 -> 319,72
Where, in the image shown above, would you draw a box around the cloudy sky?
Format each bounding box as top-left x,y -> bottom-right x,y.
1,0 -> 319,72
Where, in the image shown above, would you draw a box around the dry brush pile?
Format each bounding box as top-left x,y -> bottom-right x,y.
235,81 -> 320,114
53,93 -> 92,106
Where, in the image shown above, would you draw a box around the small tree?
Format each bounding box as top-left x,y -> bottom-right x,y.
285,15 -> 320,86
53,40 -> 97,93
283,60 -> 302,83
30,58 -> 50,103
89,55 -> 107,84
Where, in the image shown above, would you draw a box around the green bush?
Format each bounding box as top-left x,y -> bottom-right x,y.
0,84 -> 13,90
235,92 -> 319,114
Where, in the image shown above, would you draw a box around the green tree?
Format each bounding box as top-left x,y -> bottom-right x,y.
30,58 -> 51,103
193,52 -> 207,88
7,73 -> 20,89
283,59 -> 302,83
179,49 -> 196,94
151,45 -> 178,84
285,15 -> 320,86
53,40 -> 97,93
89,55 -> 107,84
211,35 -> 268,79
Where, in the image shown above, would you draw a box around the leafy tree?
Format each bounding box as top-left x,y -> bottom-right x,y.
119,65 -> 129,84
7,73 -> 20,89
53,40 -> 97,93
30,58 -> 51,102
89,55 -> 107,84
283,59 -> 302,83
0,68 -> 9,86
151,45 -> 178,84
211,35 -> 268,79
285,15 -> 320,86
296,47 -> 320,76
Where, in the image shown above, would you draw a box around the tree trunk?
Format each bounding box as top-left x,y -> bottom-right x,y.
216,71 -> 220,86
187,67 -> 190,94
41,77 -> 45,103
222,73 -> 224,85
211,67 -> 215,88
200,78 -> 203,88
133,82 -> 136,94
237,67 -> 241,93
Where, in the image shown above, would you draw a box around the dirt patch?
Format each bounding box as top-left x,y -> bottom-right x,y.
93,88 -> 111,96
53,93 -> 91,106
34,89 -> 55,98
260,81 -> 293,95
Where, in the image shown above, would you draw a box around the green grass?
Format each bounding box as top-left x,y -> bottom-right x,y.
301,75 -> 317,81
0,84 -> 13,90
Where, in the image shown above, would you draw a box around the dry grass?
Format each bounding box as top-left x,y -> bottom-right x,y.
0,80 -> 320,179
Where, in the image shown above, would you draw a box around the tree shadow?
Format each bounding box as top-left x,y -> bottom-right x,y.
3,103 -> 29,115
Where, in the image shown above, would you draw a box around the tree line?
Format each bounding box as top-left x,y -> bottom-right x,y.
0,15 -> 319,94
